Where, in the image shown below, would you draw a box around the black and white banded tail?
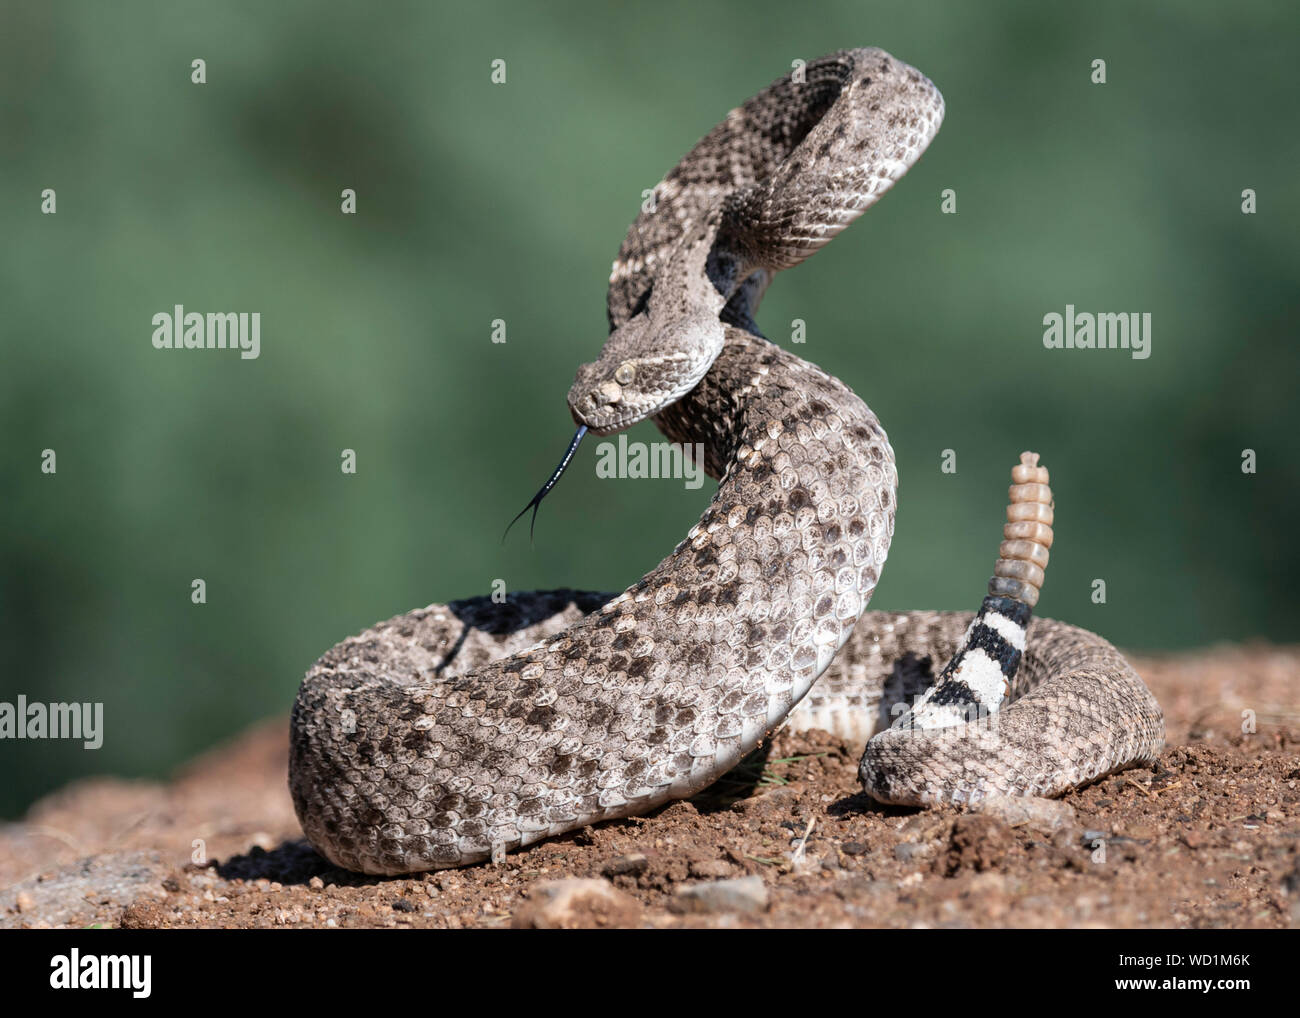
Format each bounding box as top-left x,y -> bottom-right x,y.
900,453 -> 1053,729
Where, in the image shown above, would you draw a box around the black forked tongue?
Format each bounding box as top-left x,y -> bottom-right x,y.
504,425 -> 588,542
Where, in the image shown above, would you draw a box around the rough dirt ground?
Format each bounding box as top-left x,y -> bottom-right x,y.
2,644 -> 1298,929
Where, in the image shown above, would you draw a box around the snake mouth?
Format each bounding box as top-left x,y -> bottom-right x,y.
568,404 -> 650,436
566,379 -> 659,435
566,367 -> 655,435
567,356 -> 715,435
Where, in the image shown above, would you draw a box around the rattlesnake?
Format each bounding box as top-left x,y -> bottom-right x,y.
289,48 -> 1165,875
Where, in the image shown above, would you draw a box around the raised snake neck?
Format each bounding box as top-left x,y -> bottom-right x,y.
289,49 -> 1164,875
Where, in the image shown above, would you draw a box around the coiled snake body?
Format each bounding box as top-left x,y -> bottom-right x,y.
290,49 -> 1164,875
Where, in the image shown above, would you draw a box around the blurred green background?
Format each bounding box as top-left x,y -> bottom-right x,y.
2,0 -> 1297,817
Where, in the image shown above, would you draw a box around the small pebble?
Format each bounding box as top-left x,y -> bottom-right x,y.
688,859 -> 732,879
671,876 -> 768,915
601,853 -> 649,877
511,878 -> 641,929
972,795 -> 1077,834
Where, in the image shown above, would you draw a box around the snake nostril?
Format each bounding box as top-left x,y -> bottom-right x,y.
590,382 -> 622,407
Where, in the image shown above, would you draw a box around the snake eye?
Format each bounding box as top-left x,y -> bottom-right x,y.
614,362 -> 636,385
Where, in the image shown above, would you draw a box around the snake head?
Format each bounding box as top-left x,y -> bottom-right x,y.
567,311 -> 724,434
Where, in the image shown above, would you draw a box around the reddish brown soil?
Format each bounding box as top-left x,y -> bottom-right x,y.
2,644 -> 1298,929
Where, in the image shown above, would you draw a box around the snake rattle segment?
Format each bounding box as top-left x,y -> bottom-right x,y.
289,48 -> 1164,875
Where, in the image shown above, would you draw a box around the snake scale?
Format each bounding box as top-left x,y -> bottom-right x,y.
290,48 -> 1165,875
